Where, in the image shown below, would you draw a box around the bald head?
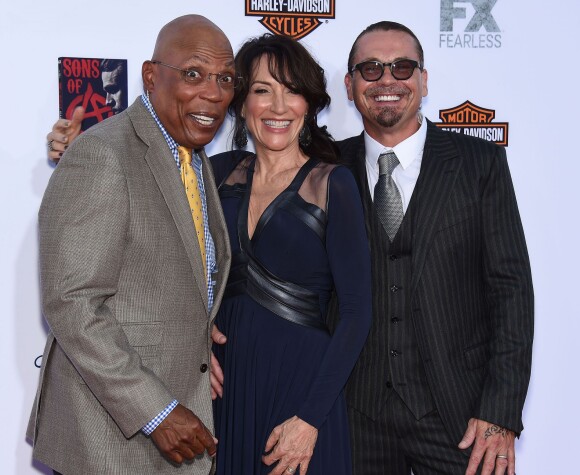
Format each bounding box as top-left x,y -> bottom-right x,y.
152,15 -> 232,62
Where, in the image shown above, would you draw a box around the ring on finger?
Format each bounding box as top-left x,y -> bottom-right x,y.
286,468 -> 296,474
496,454 -> 508,459
47,140 -> 54,151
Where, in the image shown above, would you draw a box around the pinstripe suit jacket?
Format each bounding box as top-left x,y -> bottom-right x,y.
336,121 -> 533,443
27,98 -> 231,474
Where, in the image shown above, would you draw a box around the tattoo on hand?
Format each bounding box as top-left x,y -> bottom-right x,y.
484,424 -> 507,440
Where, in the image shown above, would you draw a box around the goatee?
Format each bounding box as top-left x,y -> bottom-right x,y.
375,108 -> 403,128
365,85 -> 407,128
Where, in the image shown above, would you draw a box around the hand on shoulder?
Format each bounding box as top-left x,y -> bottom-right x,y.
47,106 -> 84,163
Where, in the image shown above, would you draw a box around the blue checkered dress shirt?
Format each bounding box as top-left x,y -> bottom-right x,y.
140,93 -> 217,308
140,92 -> 217,434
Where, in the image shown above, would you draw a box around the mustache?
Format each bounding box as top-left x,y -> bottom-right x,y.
365,85 -> 409,97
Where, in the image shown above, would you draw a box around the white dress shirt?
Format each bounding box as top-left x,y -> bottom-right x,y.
364,114 -> 427,214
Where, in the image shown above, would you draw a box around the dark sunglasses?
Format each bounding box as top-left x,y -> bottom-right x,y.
349,59 -> 423,82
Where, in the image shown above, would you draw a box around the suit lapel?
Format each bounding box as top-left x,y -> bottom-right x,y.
410,121 -> 462,292
198,149 -> 231,321
343,133 -> 368,194
128,100 -> 209,311
341,134 -> 375,239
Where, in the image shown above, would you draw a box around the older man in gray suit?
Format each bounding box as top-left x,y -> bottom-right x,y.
27,15 -> 234,474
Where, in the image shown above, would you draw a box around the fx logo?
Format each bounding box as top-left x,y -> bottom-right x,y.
440,0 -> 500,32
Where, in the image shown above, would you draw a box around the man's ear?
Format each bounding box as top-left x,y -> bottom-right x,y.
344,73 -> 354,101
421,68 -> 429,98
142,61 -> 155,93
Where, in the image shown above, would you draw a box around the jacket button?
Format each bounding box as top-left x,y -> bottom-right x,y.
390,350 -> 400,357
200,363 -> 208,373
386,381 -> 393,388
391,317 -> 400,324
389,254 -> 398,261
390,285 -> 401,292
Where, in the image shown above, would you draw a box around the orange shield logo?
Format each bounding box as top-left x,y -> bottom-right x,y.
434,100 -> 509,146
245,0 -> 335,40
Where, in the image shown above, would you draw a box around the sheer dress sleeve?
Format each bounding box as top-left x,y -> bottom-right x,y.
296,165 -> 372,428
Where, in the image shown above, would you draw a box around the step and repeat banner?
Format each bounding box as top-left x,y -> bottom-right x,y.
1,1 -> 578,473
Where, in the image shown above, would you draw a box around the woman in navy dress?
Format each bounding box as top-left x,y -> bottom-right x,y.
211,34 -> 371,475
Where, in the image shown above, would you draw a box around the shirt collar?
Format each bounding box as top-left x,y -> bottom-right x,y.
364,112 -> 427,170
141,92 -> 203,168
141,92 -> 178,152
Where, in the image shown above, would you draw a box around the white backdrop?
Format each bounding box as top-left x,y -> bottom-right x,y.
2,1 -> 578,473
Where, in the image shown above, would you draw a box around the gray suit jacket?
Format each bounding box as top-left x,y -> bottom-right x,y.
27,98 -> 231,474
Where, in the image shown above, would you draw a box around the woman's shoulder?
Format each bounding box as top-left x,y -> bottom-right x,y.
210,150 -> 254,186
209,149 -> 252,169
313,161 -> 356,187
302,161 -> 359,211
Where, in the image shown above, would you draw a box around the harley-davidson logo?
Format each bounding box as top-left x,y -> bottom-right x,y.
245,0 -> 335,40
434,100 -> 509,146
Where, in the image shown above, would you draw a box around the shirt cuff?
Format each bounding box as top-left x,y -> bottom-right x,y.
142,399 -> 178,435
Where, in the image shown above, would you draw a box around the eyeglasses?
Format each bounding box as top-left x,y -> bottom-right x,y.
150,60 -> 240,90
349,59 -> 423,82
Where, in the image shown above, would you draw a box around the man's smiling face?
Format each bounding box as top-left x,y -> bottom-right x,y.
345,29 -> 428,145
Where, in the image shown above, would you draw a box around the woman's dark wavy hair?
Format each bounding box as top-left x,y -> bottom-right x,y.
230,33 -> 339,163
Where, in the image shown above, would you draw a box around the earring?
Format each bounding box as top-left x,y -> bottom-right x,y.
299,123 -> 312,148
234,118 -> 248,148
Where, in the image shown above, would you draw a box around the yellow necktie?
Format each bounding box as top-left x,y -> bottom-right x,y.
178,146 -> 207,282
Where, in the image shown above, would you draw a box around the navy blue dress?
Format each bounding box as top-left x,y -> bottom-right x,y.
212,153 -> 371,475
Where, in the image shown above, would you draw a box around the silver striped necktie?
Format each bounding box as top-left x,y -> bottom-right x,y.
374,151 -> 403,241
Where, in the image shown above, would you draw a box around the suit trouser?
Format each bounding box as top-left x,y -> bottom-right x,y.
348,391 -> 479,475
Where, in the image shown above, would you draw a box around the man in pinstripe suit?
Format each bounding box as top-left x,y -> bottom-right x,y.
330,21 -> 533,475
